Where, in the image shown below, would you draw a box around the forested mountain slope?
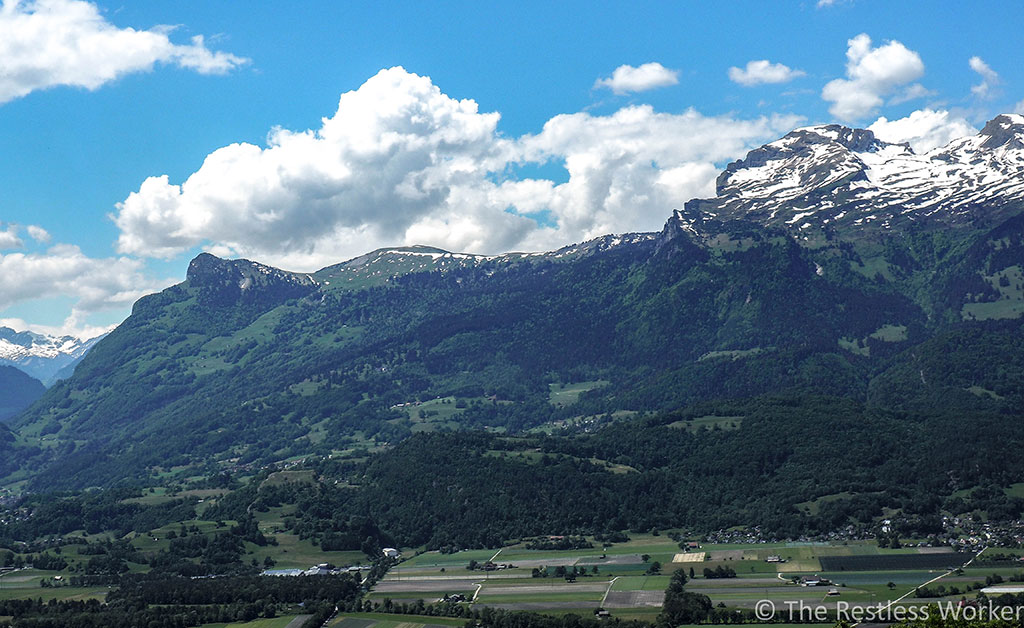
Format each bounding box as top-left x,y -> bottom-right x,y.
0,366 -> 44,422
5,116 -> 1024,493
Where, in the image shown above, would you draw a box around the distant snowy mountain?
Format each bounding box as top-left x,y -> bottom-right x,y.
0,327 -> 105,385
685,113 -> 1024,236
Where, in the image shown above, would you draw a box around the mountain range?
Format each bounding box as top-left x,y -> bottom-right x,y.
689,113 -> 1024,236
3,114 -> 1023,498
0,326 -> 104,385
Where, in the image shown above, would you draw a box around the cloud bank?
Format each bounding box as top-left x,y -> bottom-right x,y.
114,67 -> 802,271
0,0 -> 248,104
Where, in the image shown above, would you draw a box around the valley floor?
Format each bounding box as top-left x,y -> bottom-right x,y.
369,535 -> 1019,622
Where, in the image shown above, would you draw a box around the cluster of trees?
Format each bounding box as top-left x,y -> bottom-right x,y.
913,575 -> 1023,598
657,569 -> 712,626
525,536 -> 593,550
0,573 -> 361,628
0,551 -> 64,570
340,592 -> 652,628
702,566 -> 736,579
530,565 -> 600,580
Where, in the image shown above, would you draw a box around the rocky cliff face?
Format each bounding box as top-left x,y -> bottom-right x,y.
186,252 -> 319,308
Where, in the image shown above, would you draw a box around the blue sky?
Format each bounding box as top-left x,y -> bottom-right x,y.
1,0 -> 1022,337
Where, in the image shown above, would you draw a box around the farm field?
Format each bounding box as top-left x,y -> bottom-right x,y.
328,612 -> 468,628
374,536 -> 999,622
0,569 -> 109,602
199,617 -> 310,628
0,530 -> 1008,626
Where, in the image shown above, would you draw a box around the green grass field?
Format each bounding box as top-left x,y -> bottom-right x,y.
611,576 -> 669,591
869,324 -> 908,342
547,381 -> 609,406
963,299 -> 1024,320
0,569 -> 109,602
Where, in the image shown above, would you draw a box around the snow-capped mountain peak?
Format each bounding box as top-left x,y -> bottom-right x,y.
686,114 -> 1024,236
0,327 -> 104,385
977,113 -> 1024,150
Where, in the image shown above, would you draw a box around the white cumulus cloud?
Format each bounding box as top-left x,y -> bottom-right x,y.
821,33 -> 925,122
0,244 -> 170,314
0,223 -> 22,249
868,109 -> 977,153
113,66 -> 803,271
594,62 -> 679,95
969,56 -> 1000,100
26,225 -> 51,243
728,60 -> 805,87
0,0 -> 248,104
515,106 -> 802,248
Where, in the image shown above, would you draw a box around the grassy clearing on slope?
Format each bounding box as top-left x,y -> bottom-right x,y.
548,381 -> 609,407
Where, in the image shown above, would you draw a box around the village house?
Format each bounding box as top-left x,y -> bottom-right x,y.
800,575 -> 831,587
